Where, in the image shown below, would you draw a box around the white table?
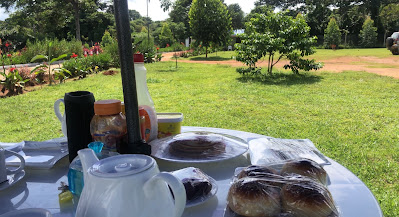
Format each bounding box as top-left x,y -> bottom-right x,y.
0,126 -> 383,217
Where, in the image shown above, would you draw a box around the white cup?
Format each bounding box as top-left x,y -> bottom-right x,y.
1,147 -> 25,183
54,98 -> 67,137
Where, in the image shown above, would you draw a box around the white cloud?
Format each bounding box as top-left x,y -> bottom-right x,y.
0,8 -> 9,21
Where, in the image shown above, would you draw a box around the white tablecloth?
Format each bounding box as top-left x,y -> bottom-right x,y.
0,126 -> 383,217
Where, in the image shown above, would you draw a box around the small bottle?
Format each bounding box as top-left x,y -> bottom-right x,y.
134,53 -> 158,142
90,99 -> 127,152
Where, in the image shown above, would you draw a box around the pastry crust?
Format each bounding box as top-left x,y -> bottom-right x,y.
281,180 -> 335,217
281,159 -> 327,185
168,133 -> 226,158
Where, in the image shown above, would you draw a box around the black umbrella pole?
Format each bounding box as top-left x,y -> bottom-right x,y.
113,0 -> 151,155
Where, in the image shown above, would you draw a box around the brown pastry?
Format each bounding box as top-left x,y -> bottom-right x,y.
168,133 -> 226,158
237,165 -> 280,180
182,177 -> 212,201
281,159 -> 327,185
227,177 -> 281,217
281,180 -> 337,217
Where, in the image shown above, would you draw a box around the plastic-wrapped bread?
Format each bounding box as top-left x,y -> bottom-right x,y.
281,158 -> 327,185
281,178 -> 338,217
237,165 -> 279,179
227,177 -> 281,217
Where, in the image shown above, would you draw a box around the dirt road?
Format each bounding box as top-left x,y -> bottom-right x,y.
161,52 -> 399,79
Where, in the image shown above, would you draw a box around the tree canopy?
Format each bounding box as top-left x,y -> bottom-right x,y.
188,0 -> 232,57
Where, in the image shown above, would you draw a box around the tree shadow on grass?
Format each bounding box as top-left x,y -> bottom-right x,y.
237,72 -> 322,86
190,56 -> 232,61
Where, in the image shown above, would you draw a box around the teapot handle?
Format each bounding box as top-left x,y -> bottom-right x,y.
144,172 -> 186,217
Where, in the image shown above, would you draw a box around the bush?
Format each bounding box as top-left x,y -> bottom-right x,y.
62,53 -> 112,78
24,39 -> 82,63
103,40 -> 120,67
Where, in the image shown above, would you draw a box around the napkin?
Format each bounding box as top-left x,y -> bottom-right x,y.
1,138 -> 68,168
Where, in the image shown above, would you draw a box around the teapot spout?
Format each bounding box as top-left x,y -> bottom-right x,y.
78,148 -> 99,181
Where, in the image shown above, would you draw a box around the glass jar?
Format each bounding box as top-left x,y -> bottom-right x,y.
90,99 -> 127,153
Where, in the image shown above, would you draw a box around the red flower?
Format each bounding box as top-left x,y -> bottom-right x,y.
199,44 -> 201,47
5,42 -> 10,47
156,47 -> 159,50
70,53 -> 78,58
10,67 -> 16,72
7,54 -> 12,58
166,44 -> 170,47
84,54 -> 87,57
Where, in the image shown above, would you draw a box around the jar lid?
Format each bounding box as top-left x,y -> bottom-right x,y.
134,53 -> 144,63
157,113 -> 184,123
94,99 -> 122,115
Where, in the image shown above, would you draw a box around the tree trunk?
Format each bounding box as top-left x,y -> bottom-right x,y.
383,32 -> 387,47
71,0 -> 81,41
206,47 -> 208,58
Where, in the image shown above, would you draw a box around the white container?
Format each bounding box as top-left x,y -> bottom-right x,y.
157,113 -> 184,138
134,54 -> 157,142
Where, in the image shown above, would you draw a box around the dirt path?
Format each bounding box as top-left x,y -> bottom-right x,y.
161,52 -> 399,79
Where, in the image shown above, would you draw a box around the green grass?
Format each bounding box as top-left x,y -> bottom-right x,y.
1,54 -> 399,216
185,48 -> 394,62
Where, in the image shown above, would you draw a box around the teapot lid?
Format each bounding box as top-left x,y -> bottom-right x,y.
89,154 -> 154,178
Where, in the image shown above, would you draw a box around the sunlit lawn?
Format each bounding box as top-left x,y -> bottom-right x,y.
1,50 -> 399,216
184,48 -> 393,61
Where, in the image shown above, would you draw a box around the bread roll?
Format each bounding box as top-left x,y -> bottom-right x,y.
281,180 -> 337,217
237,165 -> 279,179
281,159 -> 327,185
227,177 -> 281,217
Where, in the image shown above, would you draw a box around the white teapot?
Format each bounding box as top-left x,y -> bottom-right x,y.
76,149 -> 186,217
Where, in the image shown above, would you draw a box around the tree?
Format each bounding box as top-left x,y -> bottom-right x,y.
227,4 -> 244,29
324,17 -> 341,49
235,12 -> 321,75
359,17 -> 378,48
189,0 -> 232,58
129,9 -> 142,21
380,3 -> 399,45
159,22 -> 174,47
169,0 -> 192,40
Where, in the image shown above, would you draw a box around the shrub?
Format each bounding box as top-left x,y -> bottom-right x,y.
0,67 -> 29,96
62,53 -> 112,78
25,39 -> 82,63
324,17 -> 341,49
103,40 -> 120,67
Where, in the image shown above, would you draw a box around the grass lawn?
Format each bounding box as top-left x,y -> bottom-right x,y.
1,51 -> 399,216
185,48 -> 393,61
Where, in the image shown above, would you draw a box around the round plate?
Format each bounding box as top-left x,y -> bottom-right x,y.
150,131 -> 248,163
0,170 -> 25,191
0,208 -> 52,217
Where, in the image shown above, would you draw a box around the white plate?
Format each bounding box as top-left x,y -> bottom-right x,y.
0,170 -> 25,191
0,208 -> 52,217
150,131 -> 248,163
172,167 -> 218,207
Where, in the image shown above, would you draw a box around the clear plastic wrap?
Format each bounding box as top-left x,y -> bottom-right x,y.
172,167 -> 218,207
249,138 -> 330,165
225,159 -> 339,217
150,131 -> 248,162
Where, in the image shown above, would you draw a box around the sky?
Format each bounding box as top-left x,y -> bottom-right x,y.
0,0 -> 257,21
